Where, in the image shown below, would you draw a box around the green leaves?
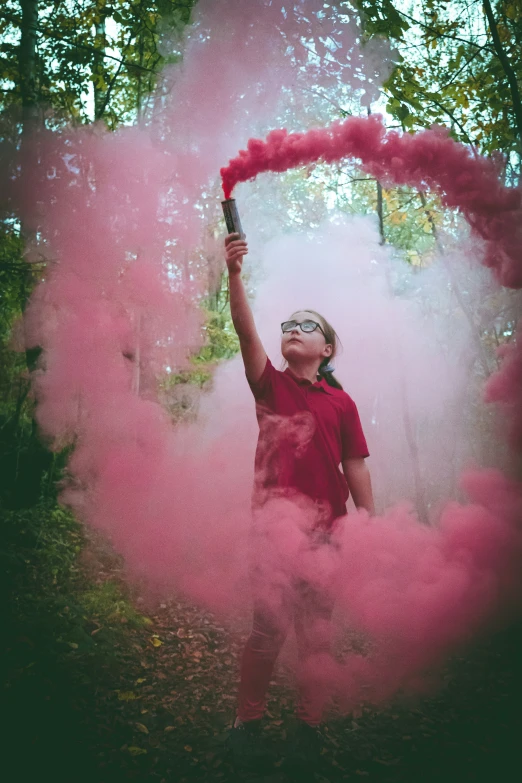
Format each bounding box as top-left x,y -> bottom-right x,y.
117,690 -> 139,701
354,0 -> 410,40
356,0 -> 521,166
0,1 -> 197,124
127,745 -> 147,756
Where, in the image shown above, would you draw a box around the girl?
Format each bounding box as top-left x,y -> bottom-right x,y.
224,232 -> 374,765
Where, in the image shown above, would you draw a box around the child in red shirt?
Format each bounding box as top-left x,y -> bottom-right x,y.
224,232 -> 374,763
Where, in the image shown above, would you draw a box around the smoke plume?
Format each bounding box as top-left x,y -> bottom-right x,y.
5,0 -> 522,715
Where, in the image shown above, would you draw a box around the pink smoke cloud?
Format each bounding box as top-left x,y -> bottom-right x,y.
484,330 -> 522,451
221,114 -> 522,287
6,0 -> 522,718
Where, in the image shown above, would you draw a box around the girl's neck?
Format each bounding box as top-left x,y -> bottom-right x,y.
286,359 -> 321,385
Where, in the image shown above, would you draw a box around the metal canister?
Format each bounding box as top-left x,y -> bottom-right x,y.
221,198 -> 245,239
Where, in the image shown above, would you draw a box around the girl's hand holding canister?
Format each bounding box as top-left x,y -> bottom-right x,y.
225,232 -> 248,275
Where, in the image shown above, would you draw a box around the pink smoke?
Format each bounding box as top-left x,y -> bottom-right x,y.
7,0 -> 522,719
484,329 -> 522,451
241,221 -> 522,710
221,114 -> 522,287
323,469 -> 522,709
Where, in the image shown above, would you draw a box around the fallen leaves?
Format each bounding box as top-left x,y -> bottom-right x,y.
127,746 -> 147,756
116,690 -> 139,701
10,512 -> 517,783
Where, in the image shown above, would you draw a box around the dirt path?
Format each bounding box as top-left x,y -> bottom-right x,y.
4,542 -> 522,783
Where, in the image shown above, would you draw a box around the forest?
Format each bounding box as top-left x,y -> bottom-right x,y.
1,2 -> 521,782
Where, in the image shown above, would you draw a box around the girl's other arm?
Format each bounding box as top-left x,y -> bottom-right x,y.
225,233 -> 267,384
342,457 -> 375,515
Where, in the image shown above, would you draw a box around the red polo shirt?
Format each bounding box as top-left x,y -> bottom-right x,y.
248,357 -> 369,527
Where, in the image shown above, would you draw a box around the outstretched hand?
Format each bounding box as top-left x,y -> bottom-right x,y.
225,233 -> 248,275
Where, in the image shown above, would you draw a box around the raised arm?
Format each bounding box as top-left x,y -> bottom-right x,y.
225,233 -> 267,384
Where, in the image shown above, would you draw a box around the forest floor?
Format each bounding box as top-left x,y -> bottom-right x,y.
3,523 -> 522,783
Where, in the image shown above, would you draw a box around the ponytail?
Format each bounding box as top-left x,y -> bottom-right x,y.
318,359 -> 343,390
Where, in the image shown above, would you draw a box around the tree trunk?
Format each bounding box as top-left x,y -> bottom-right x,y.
367,107 -> 385,243
376,180 -> 384,244
418,191 -> 491,377
18,0 -> 41,373
19,0 -> 39,210
137,27 -> 144,121
19,0 -> 38,116
93,0 -> 108,120
483,0 -> 522,151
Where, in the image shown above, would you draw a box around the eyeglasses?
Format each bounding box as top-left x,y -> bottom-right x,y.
281,319 -> 326,337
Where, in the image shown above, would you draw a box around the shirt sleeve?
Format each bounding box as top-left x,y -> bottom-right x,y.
341,397 -> 370,460
247,356 -> 276,402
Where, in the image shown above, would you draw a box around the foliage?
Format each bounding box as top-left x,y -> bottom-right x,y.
0,1 -> 196,124
0,228 -> 52,507
196,305 -> 240,363
353,0 -> 522,178
162,364 -> 213,389
4,501 -> 72,602
80,579 -> 153,628
0,3 -> 521,779
0,227 -> 26,338
159,294 -> 240,394
0,498 -> 152,665
312,159 -> 458,262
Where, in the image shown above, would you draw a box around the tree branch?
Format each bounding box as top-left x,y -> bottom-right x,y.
443,44 -> 489,89
96,28 -> 136,120
395,7 -> 495,53
0,9 -> 157,74
423,92 -> 474,146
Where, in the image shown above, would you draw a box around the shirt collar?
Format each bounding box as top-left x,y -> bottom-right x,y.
283,367 -> 336,395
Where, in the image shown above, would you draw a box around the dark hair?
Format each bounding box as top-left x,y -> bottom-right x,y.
292,309 -> 343,390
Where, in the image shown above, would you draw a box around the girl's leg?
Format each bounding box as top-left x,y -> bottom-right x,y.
294,581 -> 335,726
237,597 -> 292,723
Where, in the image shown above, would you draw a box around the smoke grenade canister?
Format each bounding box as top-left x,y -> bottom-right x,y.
221,198 -> 246,239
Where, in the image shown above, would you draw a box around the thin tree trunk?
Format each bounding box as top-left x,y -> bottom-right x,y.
19,0 -> 41,374
418,191 -> 491,378
483,0 -> 522,150
399,373 -> 428,522
93,0 -> 108,120
367,107 -> 385,243
137,22 -> 144,121
383,229 -> 428,522
363,113 -> 425,517
418,191 -> 492,501
19,0 -> 38,116
19,0 -> 39,227
376,180 -> 384,244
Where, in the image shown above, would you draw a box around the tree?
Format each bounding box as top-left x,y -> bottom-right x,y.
353,0 -> 522,179
0,2 -> 195,125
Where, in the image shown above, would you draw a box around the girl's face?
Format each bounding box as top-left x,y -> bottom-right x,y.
281,311 -> 333,365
